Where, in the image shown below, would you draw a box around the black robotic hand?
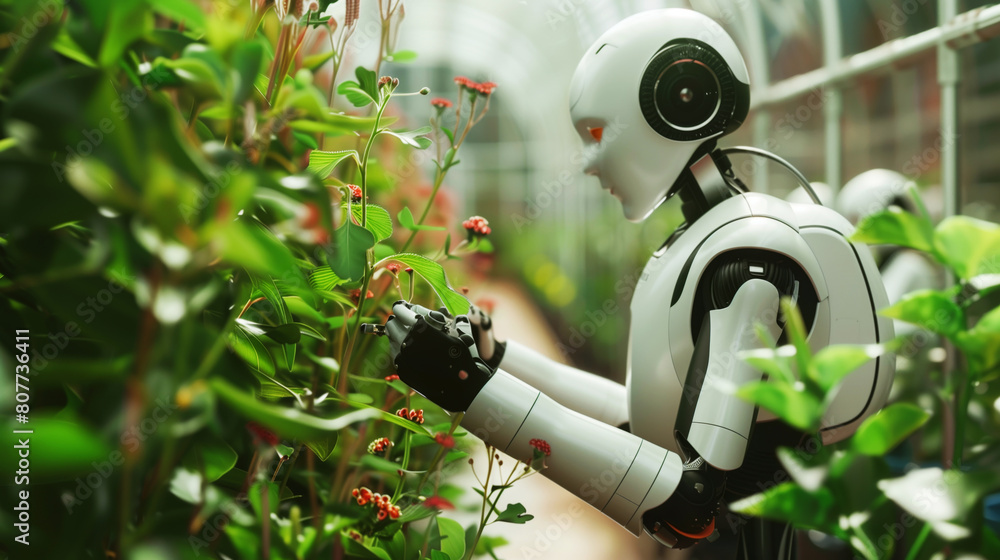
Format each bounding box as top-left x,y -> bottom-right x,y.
466,304 -> 506,370
382,301 -> 496,413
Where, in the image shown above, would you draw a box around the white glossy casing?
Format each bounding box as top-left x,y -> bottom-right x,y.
627,193 -> 895,453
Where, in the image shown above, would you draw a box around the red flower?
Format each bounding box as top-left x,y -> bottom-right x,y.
431,97 -> 453,109
434,432 -> 455,449
351,487 -> 401,520
529,438 -> 551,456
475,81 -> 497,96
396,407 -> 424,424
462,216 -> 491,237
367,437 -> 392,454
422,495 -> 455,510
378,76 -> 398,88
384,374 -> 400,382
350,289 -> 375,304
453,76 -> 473,88
386,262 -> 402,274
247,422 -> 280,447
347,184 -> 362,203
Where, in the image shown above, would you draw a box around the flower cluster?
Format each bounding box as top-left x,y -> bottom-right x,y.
350,288 -> 375,305
247,422 -> 280,447
384,374 -> 400,382
351,487 -> 401,520
367,437 -> 392,454
385,262 -> 402,274
378,75 -> 399,89
453,76 -> 497,96
462,216 -> 491,237
434,432 -> 455,449
430,97 -> 453,109
529,438 -> 551,456
396,407 -> 424,424
347,184 -> 362,203
422,495 -> 454,510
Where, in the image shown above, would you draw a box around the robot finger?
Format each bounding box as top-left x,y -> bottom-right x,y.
391,302 -> 420,327
385,316 -> 410,344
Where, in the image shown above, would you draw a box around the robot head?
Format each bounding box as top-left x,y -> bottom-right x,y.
837,169 -> 917,225
569,9 -> 751,222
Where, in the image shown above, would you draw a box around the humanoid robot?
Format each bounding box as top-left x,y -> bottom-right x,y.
369,9 -> 895,559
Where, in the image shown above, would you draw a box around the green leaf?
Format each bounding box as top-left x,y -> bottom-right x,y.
355,65 -> 379,100
737,381 -> 823,432
851,207 -> 934,253
742,346 -> 796,385
169,467 -> 203,504
337,82 -> 376,107
852,403 -> 930,456
495,502 -> 534,524
780,299 -> 812,378
933,215 -> 1000,279
380,127 -> 432,150
148,0 -> 206,29
181,432 -> 238,482
228,323 -> 277,376
308,149 -> 359,179
309,266 -> 347,291
729,483 -> 836,532
878,468 -> 1000,540
2,416 -> 113,483
250,272 -> 296,370
437,517 -> 467,560
807,344 -> 883,392
351,204 -> 394,242
232,41 -> 264,104
100,0 -> 150,68
218,219 -> 302,280
880,290 -> 964,338
304,50 -> 335,71
398,206 -> 446,232
955,304 -> 1000,373
52,28 -> 97,67
249,481 -> 280,522
388,50 -> 418,62
775,447 -> 829,492
237,319 -> 301,345
210,378 -> 380,442
376,253 -> 470,315
329,222 -> 376,281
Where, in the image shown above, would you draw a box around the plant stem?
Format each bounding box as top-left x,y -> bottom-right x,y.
398,168 -> 446,253
952,369 -> 973,469
392,431 -> 412,501
416,412 -> 464,492
905,523 -> 932,560
466,448 -> 494,560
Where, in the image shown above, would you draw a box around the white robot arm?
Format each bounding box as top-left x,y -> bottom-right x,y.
383,272 -> 782,546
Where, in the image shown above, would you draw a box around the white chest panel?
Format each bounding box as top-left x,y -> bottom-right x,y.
626,193 -> 894,454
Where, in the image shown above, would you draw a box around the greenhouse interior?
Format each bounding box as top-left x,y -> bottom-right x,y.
2,0 -> 1000,559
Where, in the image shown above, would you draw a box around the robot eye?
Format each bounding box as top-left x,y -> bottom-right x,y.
588,127 -> 603,143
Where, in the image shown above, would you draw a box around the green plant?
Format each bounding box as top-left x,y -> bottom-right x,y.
732,197 -> 1000,559
0,1 -> 524,558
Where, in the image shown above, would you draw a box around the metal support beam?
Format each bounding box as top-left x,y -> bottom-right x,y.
939,0 -> 960,220
751,4 -> 1000,110
819,0 -> 843,192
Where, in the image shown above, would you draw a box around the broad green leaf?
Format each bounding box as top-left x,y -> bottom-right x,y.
851,207 -> 934,253
305,433 -> 339,462
933,215 -> 1000,279
742,346 -> 796,385
343,536 -> 393,560
308,149 -> 359,179
955,303 -> 1000,374
780,299 -> 812,378
284,295 -> 327,324
148,0 -> 206,29
808,344 -> 883,392
355,65 -> 379,100
2,416 -> 112,483
398,206 -> 446,232
228,323 -> 277,376
232,41 -> 264,104
237,319 -> 301,344
852,403 -> 930,456
52,28 -> 97,67
878,468 -> 1000,540
495,502 -> 534,524
217,219 -> 301,280
776,447 -> 828,492
309,266 -> 347,291
181,432 -> 238,482
351,203 -> 393,242
437,517 -> 467,560
380,127 -> 432,150
100,0 -> 150,68
376,253 -> 470,315
730,483 -> 836,532
337,83 -> 376,107
210,378 -> 380,442
329,222 -> 376,281
249,481 -> 280,522
304,50 -> 335,70
249,272 -> 296,370
880,290 -> 964,338
737,381 -> 823,432
169,468 -> 203,504
388,50 -> 418,62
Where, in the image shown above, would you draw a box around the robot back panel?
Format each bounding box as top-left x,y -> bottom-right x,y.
625,193 -> 895,463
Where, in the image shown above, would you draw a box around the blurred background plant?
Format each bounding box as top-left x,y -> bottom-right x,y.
732,197 -> 1000,559
0,0 -> 535,558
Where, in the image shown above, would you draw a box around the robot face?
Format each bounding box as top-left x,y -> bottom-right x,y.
568,9 -> 750,223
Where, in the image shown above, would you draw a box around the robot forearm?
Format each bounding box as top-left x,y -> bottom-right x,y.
498,340 -> 629,426
462,370 -> 682,535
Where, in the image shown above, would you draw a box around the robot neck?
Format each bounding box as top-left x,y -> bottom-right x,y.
671,144 -> 739,224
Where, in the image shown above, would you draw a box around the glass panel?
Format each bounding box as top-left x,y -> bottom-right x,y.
841,0 -> 938,56
959,39 -> 1000,221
